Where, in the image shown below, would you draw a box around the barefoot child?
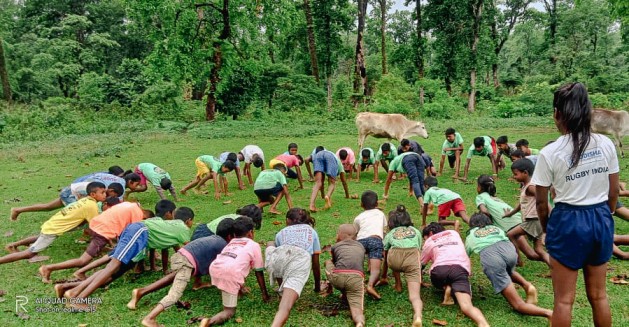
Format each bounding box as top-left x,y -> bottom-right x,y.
462,136 -> 498,182
383,151 -> 425,213
191,204 -> 262,241
219,151 -> 246,190
266,208 -> 321,326
146,200 -> 177,272
465,213 -> 552,321
422,176 -> 468,230
142,204 -> 192,274
180,155 -> 236,199
504,159 -> 551,267
0,182 -> 107,265
238,145 -> 266,186
515,139 -> 539,156
336,147 -> 357,180
356,147 -> 375,181
475,175 -> 521,233
39,201 -> 153,283
532,83 -> 618,327
373,142 -> 397,183
495,136 -> 517,171
309,147 -> 350,211
353,191 -> 387,300
200,216 -> 270,326
136,218 -> 235,326
323,224 -> 365,327
254,163 -> 293,215
128,163 -> 179,201
438,128 -> 464,178
381,205 -> 423,327
421,223 -> 489,327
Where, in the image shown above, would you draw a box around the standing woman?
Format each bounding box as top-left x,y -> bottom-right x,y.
532,82 -> 618,327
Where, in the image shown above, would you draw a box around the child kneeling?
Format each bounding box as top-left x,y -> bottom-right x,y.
324,224 -> 365,327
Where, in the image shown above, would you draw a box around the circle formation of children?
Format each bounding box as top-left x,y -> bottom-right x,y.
3,82 -> 627,327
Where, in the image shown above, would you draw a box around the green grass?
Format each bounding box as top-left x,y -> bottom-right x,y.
0,116 -> 628,326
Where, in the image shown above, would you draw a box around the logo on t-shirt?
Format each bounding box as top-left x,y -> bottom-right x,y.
392,227 -> 416,240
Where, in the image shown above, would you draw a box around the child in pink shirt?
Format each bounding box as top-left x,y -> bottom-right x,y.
201,216 -> 269,327
421,223 -> 489,327
336,147 -> 357,180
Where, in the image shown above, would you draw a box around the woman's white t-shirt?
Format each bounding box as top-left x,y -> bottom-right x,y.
531,133 -> 618,205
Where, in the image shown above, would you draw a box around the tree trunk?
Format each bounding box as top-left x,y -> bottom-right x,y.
327,76 -> 332,111
205,0 -> 231,121
415,0 -> 424,105
380,0 -> 387,75
303,0 -> 320,84
492,63 -> 499,88
467,0 -> 483,113
0,39 -> 11,104
544,0 -> 557,63
353,0 -> 368,97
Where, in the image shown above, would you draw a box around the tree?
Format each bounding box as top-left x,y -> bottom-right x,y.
412,0 -> 426,104
0,38 -> 10,103
354,0 -> 369,97
543,0 -> 558,63
467,0 -> 484,113
303,0 -> 320,84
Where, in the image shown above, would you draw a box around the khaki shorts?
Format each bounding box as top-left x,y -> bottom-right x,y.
195,158 -> 210,178
325,261 -> 364,310
221,291 -> 238,308
520,219 -> 544,239
29,234 -> 57,253
158,253 -> 194,308
387,248 -> 421,282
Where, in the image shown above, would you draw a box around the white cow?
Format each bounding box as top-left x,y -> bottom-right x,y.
355,112 -> 428,149
591,108 -> 629,158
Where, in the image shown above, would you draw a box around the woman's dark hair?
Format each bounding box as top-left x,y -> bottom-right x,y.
286,208 -> 315,227
469,213 -> 493,229
511,158 -> 535,175
422,222 -> 445,237
108,165 -> 124,177
388,205 -> 413,229
553,82 -> 592,168
477,174 -> 497,196
237,204 -> 263,230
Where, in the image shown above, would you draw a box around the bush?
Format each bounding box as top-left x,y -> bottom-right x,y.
274,74 -> 326,112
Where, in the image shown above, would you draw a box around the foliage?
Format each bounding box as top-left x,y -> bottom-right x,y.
273,74 -> 326,112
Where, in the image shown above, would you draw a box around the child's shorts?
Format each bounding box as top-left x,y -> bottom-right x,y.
159,252 -> 194,308
313,151 -> 339,178
430,265 -> 471,296
479,241 -> 517,294
221,291 -> 238,308
59,187 -> 77,206
265,245 -> 312,296
85,228 -> 110,258
195,158 -> 210,178
325,261 -> 364,310
438,198 -> 466,218
447,154 -> 457,167
191,223 -> 213,241
111,222 -> 148,265
134,166 -> 147,186
254,183 -> 283,203
29,233 -> 57,253
358,236 -> 384,260
387,247 -> 421,282
520,218 -> 544,239
546,202 -> 614,270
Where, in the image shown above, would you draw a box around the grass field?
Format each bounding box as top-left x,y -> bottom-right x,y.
0,116 -> 628,326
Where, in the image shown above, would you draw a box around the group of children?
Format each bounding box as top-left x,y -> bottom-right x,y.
4,82 -> 627,327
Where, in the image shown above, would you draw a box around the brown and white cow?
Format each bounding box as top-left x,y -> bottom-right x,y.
591,108 -> 629,157
355,112 -> 428,149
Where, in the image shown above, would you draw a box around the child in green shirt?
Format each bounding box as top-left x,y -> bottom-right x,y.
421,177 -> 467,231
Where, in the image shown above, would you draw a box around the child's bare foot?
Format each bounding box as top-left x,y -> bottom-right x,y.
4,244 -> 17,253
412,315 -> 423,327
192,282 -> 212,291
441,286 -> 454,305
309,206 -> 317,212
180,189 -> 187,195
268,208 -> 281,215
10,208 -> 19,221
375,278 -> 388,287
394,283 -> 402,293
38,266 -> 51,283
141,316 -> 163,327
365,285 -> 381,300
324,196 -> 332,210
127,289 -> 141,310
199,318 -> 210,327
54,284 -> 66,298
73,271 -> 87,281
238,286 -> 251,297
454,220 -> 461,233
525,284 -> 538,304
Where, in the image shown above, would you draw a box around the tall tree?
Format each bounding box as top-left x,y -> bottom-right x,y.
354,0 -> 369,97
303,0 -> 320,84
0,39 -> 11,103
543,0 -> 558,63
203,1 -> 231,121
412,0 -> 426,104
468,0 -> 484,112
379,0 -> 389,75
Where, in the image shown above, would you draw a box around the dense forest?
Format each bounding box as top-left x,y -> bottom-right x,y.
0,0 -> 627,130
